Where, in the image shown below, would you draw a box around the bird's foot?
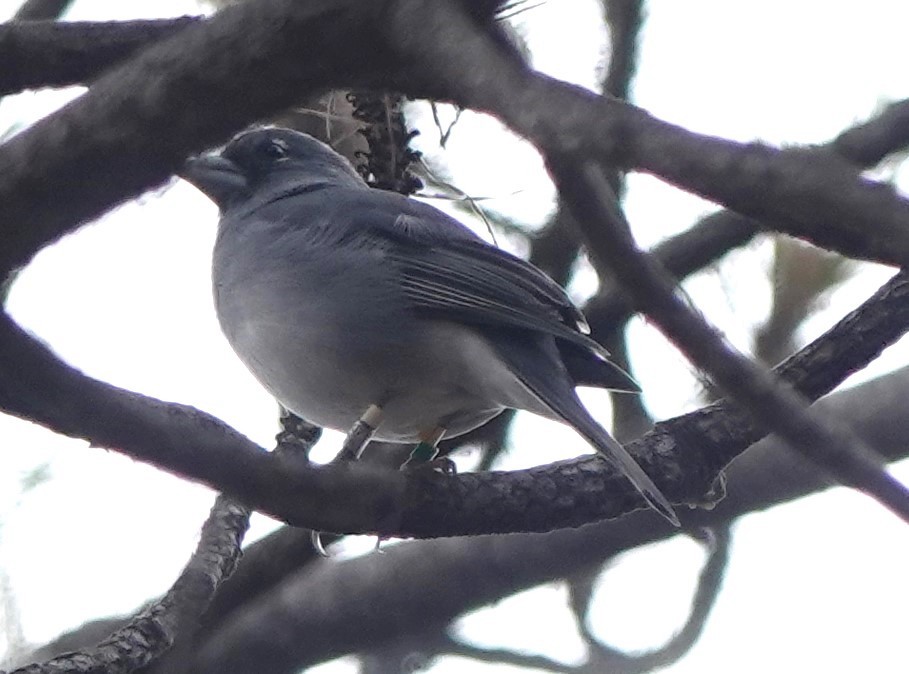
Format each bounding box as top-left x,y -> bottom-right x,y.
400,454 -> 458,476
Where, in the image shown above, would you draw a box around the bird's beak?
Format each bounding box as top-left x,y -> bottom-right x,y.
179,155 -> 248,210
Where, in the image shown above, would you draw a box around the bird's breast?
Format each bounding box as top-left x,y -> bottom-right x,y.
212,237 -> 516,441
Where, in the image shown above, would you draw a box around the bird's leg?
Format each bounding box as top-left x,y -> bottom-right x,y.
400,427 -> 451,470
313,405 -> 385,557
335,404 -> 384,463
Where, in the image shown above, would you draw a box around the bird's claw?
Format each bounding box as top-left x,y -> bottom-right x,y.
401,455 -> 457,475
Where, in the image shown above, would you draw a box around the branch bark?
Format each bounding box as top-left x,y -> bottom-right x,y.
551,160 -> 909,521
29,363 -> 909,673
3,3 -> 909,276
182,365 -> 909,672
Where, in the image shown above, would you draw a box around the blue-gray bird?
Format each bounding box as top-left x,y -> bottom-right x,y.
181,127 -> 678,526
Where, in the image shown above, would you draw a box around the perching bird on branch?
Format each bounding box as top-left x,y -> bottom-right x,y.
181,127 -> 678,526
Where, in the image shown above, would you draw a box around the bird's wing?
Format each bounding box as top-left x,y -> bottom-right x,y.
362,202 -> 608,358
264,186 -> 609,358
392,240 -> 596,338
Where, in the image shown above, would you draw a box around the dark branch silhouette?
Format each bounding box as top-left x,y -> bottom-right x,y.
27,362 -> 909,673
3,5 -> 909,273
168,364 -> 909,673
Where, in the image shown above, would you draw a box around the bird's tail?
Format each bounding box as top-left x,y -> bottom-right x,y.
518,369 -> 679,526
567,405 -> 680,527
490,334 -> 679,526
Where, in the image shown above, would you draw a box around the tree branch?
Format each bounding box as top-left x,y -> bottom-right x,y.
0,18 -> 198,96
833,98 -> 909,167
3,2 -> 909,278
386,0 -> 909,265
178,364 -> 909,672
0,312 -> 407,535
555,158 -> 909,521
32,363 -> 909,672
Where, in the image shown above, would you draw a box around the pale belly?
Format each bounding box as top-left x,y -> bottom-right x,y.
224,314 -> 521,443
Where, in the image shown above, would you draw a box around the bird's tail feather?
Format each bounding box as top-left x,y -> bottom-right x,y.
517,369 -> 678,526
570,409 -> 680,527
558,341 -> 641,392
489,333 -> 678,526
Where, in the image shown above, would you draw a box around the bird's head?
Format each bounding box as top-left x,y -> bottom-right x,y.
180,127 -> 364,212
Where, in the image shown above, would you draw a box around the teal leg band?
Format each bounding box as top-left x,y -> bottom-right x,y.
409,441 -> 440,464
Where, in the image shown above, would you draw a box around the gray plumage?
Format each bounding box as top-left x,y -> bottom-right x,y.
181,127 -> 678,526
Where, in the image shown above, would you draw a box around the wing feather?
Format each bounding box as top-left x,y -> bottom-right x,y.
388,239 -> 607,358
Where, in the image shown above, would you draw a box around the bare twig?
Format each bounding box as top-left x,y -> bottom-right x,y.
30,363 -> 909,673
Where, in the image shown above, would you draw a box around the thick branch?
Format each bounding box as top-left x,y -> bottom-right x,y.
0,312 -> 406,534
386,1 -> 909,265
183,365 -> 909,672
3,3 -> 909,280
0,18 -> 198,95
33,364 -> 909,672
0,2 -> 402,275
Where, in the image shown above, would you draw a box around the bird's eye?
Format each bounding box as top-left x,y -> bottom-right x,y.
263,139 -> 289,160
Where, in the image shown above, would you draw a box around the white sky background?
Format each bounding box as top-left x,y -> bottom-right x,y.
1,0 -> 909,672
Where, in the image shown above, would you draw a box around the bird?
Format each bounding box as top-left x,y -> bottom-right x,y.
180,127 -> 678,526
